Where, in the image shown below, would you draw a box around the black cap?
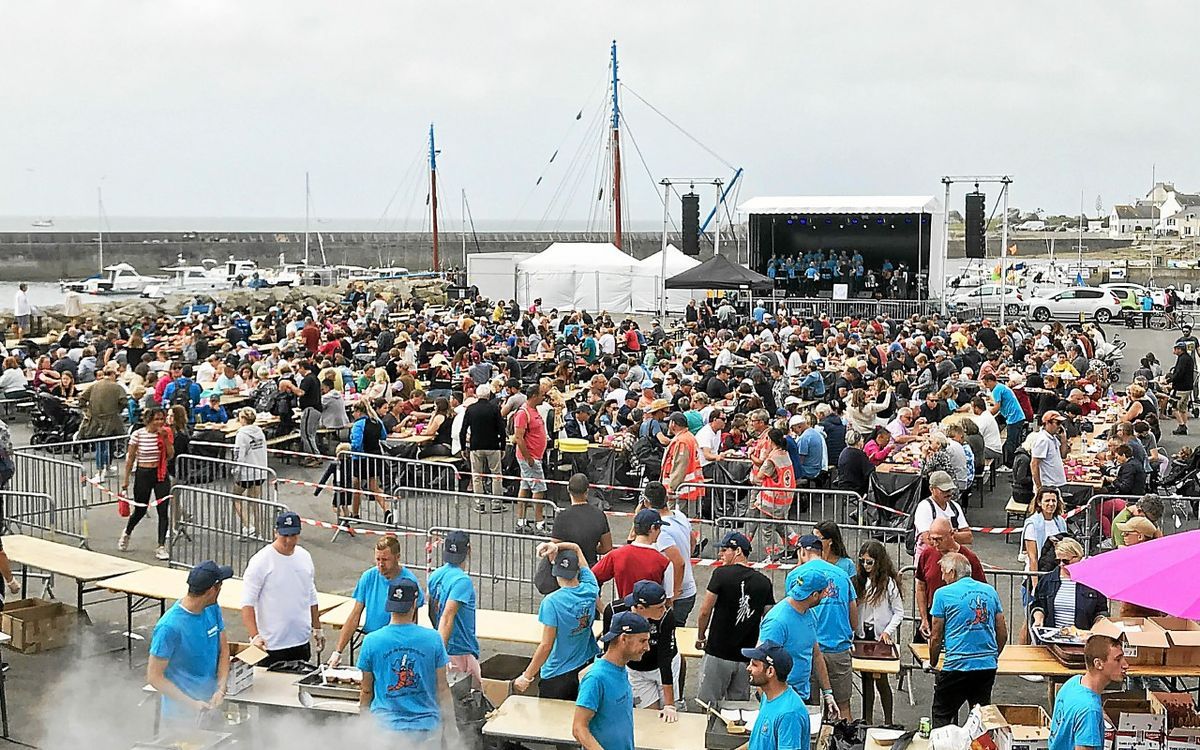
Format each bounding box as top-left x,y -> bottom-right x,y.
443,530 -> 470,563
385,578 -> 420,613
719,531 -> 751,556
625,580 -> 667,607
600,611 -> 651,643
633,508 -> 664,534
552,549 -> 580,579
187,560 -> 234,593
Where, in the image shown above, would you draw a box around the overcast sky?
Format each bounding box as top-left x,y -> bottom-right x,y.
2,1 -> 1195,228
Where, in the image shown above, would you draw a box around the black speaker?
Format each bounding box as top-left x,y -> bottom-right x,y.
681,193 -> 700,255
965,192 -> 986,258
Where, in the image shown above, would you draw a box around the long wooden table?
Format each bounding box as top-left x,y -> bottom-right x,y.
102,566 -> 350,660
909,643 -> 1200,678
2,533 -> 148,615
484,694 -> 707,750
321,602 -> 898,674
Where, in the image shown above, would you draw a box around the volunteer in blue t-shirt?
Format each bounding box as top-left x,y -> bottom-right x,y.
758,570 -> 840,720
743,640 -> 811,750
928,552 -> 1007,728
789,535 -> 858,719
357,578 -> 452,739
327,536 -> 425,668
575,611 -> 652,750
514,541 -> 600,700
1049,634 -> 1127,750
427,530 -> 481,686
981,371 -> 1026,468
147,560 -> 233,723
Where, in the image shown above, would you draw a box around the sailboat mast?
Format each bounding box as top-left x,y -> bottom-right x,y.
430,123 -> 440,272
610,40 -> 624,251
304,171 -> 311,267
97,186 -> 104,273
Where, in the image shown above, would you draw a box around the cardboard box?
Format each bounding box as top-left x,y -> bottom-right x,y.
1167,728 -> 1200,750
965,705 -> 1013,750
226,642 -> 267,696
1104,693 -> 1167,750
479,654 -> 538,709
1093,618 -> 1170,667
1,598 -> 77,653
997,705 -> 1052,750
1149,618 -> 1200,668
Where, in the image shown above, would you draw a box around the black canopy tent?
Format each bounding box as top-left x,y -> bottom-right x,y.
664,253 -> 772,292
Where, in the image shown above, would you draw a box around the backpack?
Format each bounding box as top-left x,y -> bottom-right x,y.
904,497 -> 963,556
169,379 -> 195,416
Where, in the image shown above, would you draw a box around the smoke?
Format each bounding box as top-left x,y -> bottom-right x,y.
34,631 -> 475,750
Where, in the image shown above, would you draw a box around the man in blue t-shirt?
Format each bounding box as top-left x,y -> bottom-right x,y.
981,372 -> 1026,468
789,536 -> 858,719
514,541 -> 600,701
147,560 -> 233,723
327,537 -> 425,667
1049,635 -> 1127,750
744,640 -> 811,750
928,552 -> 1007,728
427,530 -> 480,686
786,416 -> 826,481
758,570 -> 839,720
575,611 -> 652,750
357,578 -> 452,739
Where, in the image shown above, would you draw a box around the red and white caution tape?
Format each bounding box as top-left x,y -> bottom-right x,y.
691,557 -> 798,571
82,473 -> 171,508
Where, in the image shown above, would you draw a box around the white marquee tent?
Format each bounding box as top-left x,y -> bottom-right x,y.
516,243 -> 638,312
632,244 -> 704,312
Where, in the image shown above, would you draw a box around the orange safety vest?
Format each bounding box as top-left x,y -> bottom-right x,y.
663,430 -> 705,501
756,450 -> 796,517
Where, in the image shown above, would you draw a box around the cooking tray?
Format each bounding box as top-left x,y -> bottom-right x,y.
296,667 -> 363,702
130,728 -> 232,750
852,639 -> 900,660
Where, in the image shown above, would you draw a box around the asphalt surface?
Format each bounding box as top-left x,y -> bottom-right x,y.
1,322 -> 1196,748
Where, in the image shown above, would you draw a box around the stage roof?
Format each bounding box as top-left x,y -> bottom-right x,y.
737,195 -> 942,215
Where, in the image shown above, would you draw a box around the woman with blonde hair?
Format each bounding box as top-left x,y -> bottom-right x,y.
846,387 -> 889,435
230,407 -> 269,535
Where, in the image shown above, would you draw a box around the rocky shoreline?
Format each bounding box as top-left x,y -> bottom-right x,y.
1,277 -> 450,333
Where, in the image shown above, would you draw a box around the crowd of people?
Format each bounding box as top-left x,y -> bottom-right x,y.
765,253 -> 922,300
8,280 -> 1197,749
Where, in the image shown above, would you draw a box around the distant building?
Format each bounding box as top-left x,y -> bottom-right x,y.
1085,215 -> 1107,233
1109,182 -> 1200,237
1110,203 -> 1158,236
1170,206 -> 1200,238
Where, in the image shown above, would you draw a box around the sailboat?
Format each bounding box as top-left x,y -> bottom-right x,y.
59,188 -> 166,294
31,218 -> 53,228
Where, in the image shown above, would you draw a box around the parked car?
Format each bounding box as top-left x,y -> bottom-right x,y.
948,284 -> 1026,316
1027,287 -> 1124,323
1170,284 -> 1199,305
1099,282 -> 1166,309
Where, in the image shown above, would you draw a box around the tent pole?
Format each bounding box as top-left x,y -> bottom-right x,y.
713,179 -> 723,258
660,180 -> 670,317
941,180 -> 951,317
917,208 -> 924,309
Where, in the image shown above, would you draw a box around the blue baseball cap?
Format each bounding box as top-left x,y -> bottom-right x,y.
719,531 -> 752,556
443,530 -> 470,563
788,569 -> 831,601
741,640 -> 793,679
186,560 -> 233,593
275,511 -> 302,536
797,534 -> 823,551
600,611 -> 651,643
552,549 -> 580,579
625,580 -> 667,608
633,508 -> 664,534
385,578 -> 420,613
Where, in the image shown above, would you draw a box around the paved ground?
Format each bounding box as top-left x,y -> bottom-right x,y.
1,323 -> 1195,748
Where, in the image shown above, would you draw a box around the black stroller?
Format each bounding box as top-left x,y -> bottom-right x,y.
29,392 -> 83,450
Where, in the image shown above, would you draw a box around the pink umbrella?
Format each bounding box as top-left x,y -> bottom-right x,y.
1067,530 -> 1200,619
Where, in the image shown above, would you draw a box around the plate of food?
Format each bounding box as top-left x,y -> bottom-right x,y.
1034,625 -> 1088,645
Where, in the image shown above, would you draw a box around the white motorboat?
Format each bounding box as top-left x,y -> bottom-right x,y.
60,263 -> 168,295
141,256 -> 261,298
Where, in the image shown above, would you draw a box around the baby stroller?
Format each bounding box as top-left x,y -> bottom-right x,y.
29,392 -> 83,450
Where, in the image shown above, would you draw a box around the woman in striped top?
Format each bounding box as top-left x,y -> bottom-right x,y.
119,407 -> 174,560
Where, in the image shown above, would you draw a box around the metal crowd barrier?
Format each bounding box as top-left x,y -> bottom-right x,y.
0,490 -> 56,539
168,485 -> 286,575
175,454 -> 279,504
10,451 -> 90,543
1073,493 -> 1197,555
15,434 -> 127,470
679,482 -> 862,526
427,526 -> 549,614
903,565 -> 1045,638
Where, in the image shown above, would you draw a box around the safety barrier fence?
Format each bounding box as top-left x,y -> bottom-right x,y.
0,490 -> 57,539
10,450 -> 90,543
1074,493 -> 1196,555
766,295 -> 942,321
678,482 -> 866,527
168,486 -> 287,576
175,455 -> 279,505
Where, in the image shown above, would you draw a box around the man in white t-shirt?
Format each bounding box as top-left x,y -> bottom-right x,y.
641,484 -> 698,625
1029,411 -> 1068,497
970,397 -> 1003,460
241,511 -> 323,667
597,329 -> 617,356
695,412 -> 725,468
913,471 -> 972,553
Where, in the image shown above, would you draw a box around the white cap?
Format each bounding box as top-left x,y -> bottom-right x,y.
788,414 -> 806,427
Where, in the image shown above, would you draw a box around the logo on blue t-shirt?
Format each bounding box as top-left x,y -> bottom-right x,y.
386,652 -> 420,693
969,594 -> 991,625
